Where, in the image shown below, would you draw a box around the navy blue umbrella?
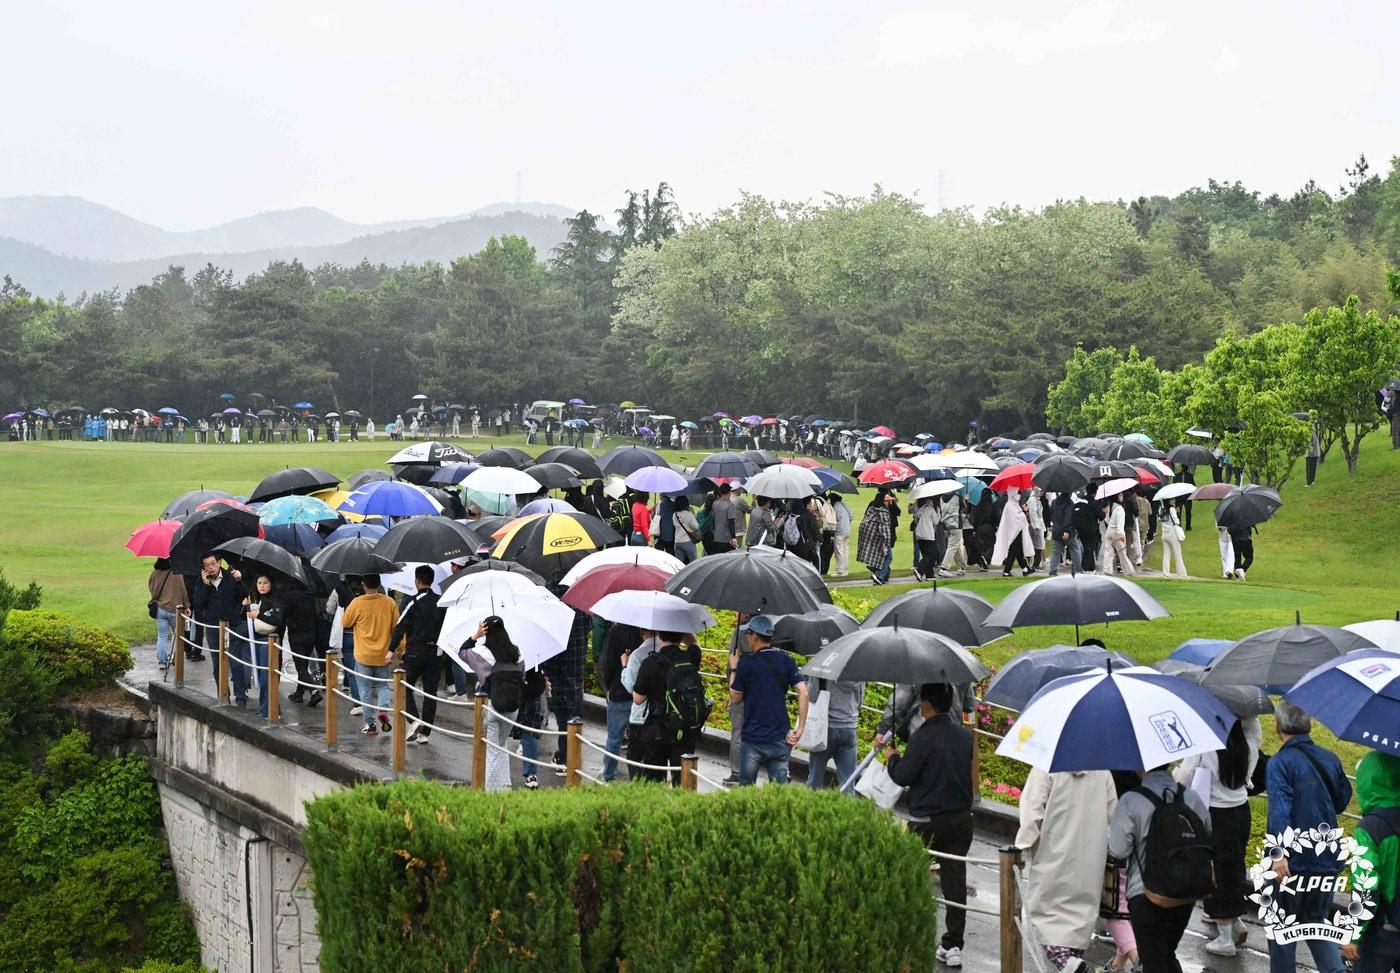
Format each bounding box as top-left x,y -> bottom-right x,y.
262,522 -> 326,555
1167,638 -> 1233,667
985,645 -> 1138,710
1285,649 -> 1400,751
325,523 -> 387,544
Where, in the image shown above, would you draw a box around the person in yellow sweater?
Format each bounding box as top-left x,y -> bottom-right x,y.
340,575 -> 402,735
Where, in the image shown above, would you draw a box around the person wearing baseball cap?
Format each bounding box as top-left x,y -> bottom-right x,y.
729,614 -> 808,785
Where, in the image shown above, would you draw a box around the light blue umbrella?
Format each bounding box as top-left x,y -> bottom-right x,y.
1124,432 -> 1154,445
625,466 -> 688,493
259,495 -> 340,526
519,498 -> 577,516
956,475 -> 987,502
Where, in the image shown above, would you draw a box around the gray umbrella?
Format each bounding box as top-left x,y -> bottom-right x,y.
1154,659 -> 1273,717
800,625 -> 989,685
1166,443 -> 1215,467
1201,613 -> 1378,690
772,605 -> 860,655
861,587 -> 1011,646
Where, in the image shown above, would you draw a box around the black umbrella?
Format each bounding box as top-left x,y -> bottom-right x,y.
1153,659 -> 1272,717
389,463 -> 440,486
213,536 -> 309,588
374,516 -> 483,564
161,489 -> 235,520
1214,485 -> 1283,530
742,449 -> 782,469
465,515 -> 514,539
1087,460 -> 1140,481
1201,614 -> 1377,691
666,549 -> 824,615
983,573 -> 1170,643
248,467 -> 341,503
525,462 -> 584,490
309,537 -> 401,577
347,469 -> 392,490
1166,443 -> 1215,467
344,410 -> 362,419
746,546 -> 835,605
169,503 -> 263,574
261,523 -> 326,556
1031,454 -> 1094,494
1103,441 -> 1150,461
533,447 -> 603,479
692,452 -> 760,480
800,626 -> 989,685
599,445 -> 670,477
772,605 -> 859,655
862,588 -> 1011,646
474,447 -> 534,469
984,645 -> 1139,710
442,559 -> 546,598
492,512 -> 622,581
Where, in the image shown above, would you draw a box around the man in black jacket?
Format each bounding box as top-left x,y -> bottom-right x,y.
1047,493 -> 1081,575
598,623 -> 641,782
191,554 -> 248,704
391,566 -> 445,744
886,683 -> 974,969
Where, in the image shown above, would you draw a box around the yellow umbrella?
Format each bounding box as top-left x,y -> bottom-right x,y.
619,401 -> 637,409
313,488 -> 365,522
491,511 -> 623,577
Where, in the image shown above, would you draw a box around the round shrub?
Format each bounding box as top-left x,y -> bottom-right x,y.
3,609 -> 132,693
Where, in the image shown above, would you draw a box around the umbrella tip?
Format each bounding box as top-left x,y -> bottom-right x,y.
1295,609 -> 1301,626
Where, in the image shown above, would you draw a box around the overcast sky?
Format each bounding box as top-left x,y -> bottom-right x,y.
5,0 -> 1397,230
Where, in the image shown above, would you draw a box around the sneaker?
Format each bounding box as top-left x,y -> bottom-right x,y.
869,572 -> 880,584
955,569 -> 965,577
1021,567 -> 1033,576
936,946 -> 962,968
410,731 -> 430,745
360,724 -> 378,736
350,705 -> 363,716
1204,938 -> 1237,957
378,712 -> 392,733
912,568 -> 925,583
307,689 -> 323,708
722,774 -> 740,784
937,569 -> 955,578
524,774 -> 539,789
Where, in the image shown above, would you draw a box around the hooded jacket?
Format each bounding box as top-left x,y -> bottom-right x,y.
1354,751 -> 1400,936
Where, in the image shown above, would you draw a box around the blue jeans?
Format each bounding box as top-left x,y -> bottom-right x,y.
1267,887 -> 1345,973
740,739 -> 792,785
806,726 -> 858,789
603,699 -> 630,782
339,635 -> 359,702
155,609 -> 177,667
253,638 -> 269,717
873,548 -> 893,584
520,731 -> 540,776
674,541 -> 697,564
353,659 -> 395,726
215,626 -> 253,704
1048,534 -> 1082,574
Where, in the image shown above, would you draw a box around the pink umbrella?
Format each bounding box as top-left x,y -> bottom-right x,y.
858,459 -> 917,486
125,520 -> 182,558
869,425 -> 897,438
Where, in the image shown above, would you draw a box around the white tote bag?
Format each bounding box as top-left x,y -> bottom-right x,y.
796,688 -> 830,752
329,606 -> 345,653
854,756 -> 906,810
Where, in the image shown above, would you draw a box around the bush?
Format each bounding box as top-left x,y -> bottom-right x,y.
0,638 -> 56,757
3,608 -> 132,693
0,564 -> 42,619
305,782 -> 936,973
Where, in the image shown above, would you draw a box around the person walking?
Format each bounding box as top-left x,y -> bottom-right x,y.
671,495 -> 702,564
831,492 -> 853,577
599,623 -> 640,782
1265,701 -> 1352,973
1100,494 -> 1135,576
885,683 -> 975,969
279,578 -> 322,707
993,487 -> 1034,577
1047,492 -> 1081,575
620,628 -> 662,773
813,492 -> 837,573
858,490 -> 896,585
243,575 -> 286,718
1026,489 -> 1047,572
1228,523 -> 1254,581
707,484 -> 739,555
729,615 -> 807,785
633,631 -> 708,784
913,497 -> 941,583
460,616 -> 524,792
391,566 -> 445,744
804,676 -> 863,790
732,487 -> 752,548
340,574 -> 401,736
938,493 -> 968,577
148,557 -> 187,671
1344,750 -> 1400,973
1015,767 -> 1119,973
1217,523 -> 1235,580
1158,499 -> 1188,578
746,496 -> 776,548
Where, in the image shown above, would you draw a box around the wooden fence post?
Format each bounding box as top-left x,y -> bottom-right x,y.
472,694 -> 487,790
217,621 -> 230,702
566,718 -> 583,787
391,668 -> 407,774
680,754 -> 698,792
267,636 -> 281,723
173,607 -> 185,687
999,845 -> 1023,973
324,651 -> 340,748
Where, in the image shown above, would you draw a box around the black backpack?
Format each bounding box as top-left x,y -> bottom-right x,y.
651,646 -> 711,742
1136,784 -> 1215,907
488,661 -> 525,713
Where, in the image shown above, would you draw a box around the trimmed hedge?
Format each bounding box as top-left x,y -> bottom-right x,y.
3,608 -> 132,693
304,782 -> 937,973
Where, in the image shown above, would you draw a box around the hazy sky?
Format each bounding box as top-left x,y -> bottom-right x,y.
5,0 -> 1398,230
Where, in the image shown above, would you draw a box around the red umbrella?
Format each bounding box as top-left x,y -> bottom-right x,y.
561,563 -> 672,613
988,462 -> 1037,493
1131,466 -> 1161,485
782,456 -> 824,470
869,425 -> 897,438
125,520 -> 181,558
858,459 -> 917,486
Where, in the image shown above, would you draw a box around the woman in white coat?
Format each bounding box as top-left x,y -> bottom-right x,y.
1015,767 -> 1119,972
1159,498 -> 1188,578
991,487 -> 1034,577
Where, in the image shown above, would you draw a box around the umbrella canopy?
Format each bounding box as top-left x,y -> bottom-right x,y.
492,512 -> 622,581
1153,659 -> 1273,718
258,494 -> 340,526
587,589 -> 716,633
1031,454 -> 1094,494
247,467 -> 341,503
213,536 -> 309,588
339,480 -> 443,518
161,489 -> 235,520
746,546 -> 834,605
519,498 -> 576,516
858,459 -> 917,486
347,469 -> 393,490
624,466 -> 688,494
744,464 -> 822,499
463,466 -> 541,496
438,569 -> 543,607
1094,477 -> 1140,501
559,547 -> 685,586
1167,638 -> 1234,666
523,462 -> 584,490
1285,649 -> 1400,751
1214,485 -> 1283,530
1202,618 -> 1378,690
1191,482 -> 1239,502
1152,482 -> 1196,502
308,537 -> 401,577
473,446 -> 535,469
741,449 -> 782,469
533,447 -> 603,479
693,452 -> 760,480
428,463 -> 482,486
1344,618 -> 1400,654
862,588 -> 1011,646
126,520 -> 181,558
771,605 -> 860,655
811,467 -> 860,494
324,522 -> 387,544
801,626 -> 989,685
391,463 -> 441,486
1166,443 -> 1215,467
666,549 -> 824,615
599,445 -> 670,477
442,558 -> 546,591
463,514 -> 513,539
261,522 -> 326,556
560,563 -> 673,613
439,589 -> 573,668
996,665 -> 1236,772
989,463 -> 1037,493
984,574 -> 1169,642
781,456 -> 825,470
169,503 -> 263,573
381,561 -> 453,596
908,479 -> 963,501
1102,441 -> 1150,461
984,645 -> 1140,710
375,516 -> 482,564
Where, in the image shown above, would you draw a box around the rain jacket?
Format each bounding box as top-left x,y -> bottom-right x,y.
1354,751 -> 1400,937
1266,734 -> 1353,874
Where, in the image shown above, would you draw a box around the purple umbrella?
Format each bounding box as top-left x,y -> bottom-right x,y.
637,425 -> 654,435
223,407 -> 243,415
712,411 -> 730,418
624,466 -> 688,493
741,414 -> 763,424
568,397 -> 586,406
2,412 -> 22,423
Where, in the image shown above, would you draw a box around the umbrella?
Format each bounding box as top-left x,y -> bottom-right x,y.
666,549 -> 823,615
599,445 -> 670,477
1094,477 -> 1140,501
1285,649 -> 1400,751
473,447 -> 534,469
256,409 -> 276,419
744,464 -> 822,499
261,522 -> 326,556
347,469 -> 393,490
745,546 -> 834,605
868,425 -> 896,438
1344,618 -> 1400,654
908,479 -> 964,501
560,563 -> 673,613
324,522 -> 387,544
771,605 -> 860,655
957,476 -> 987,503
624,466 -> 688,494
801,626 -> 989,685
161,489 -> 235,520
344,410 -> 362,419
862,588 -> 1011,646
1086,460 -> 1140,481
996,664 -> 1236,772
428,462 -> 482,486
1152,483 -> 1196,502
157,406 -> 179,415
1153,659 -> 1273,718
223,407 -> 242,415
411,393 -> 429,401
375,516 -> 483,564
942,452 -> 1000,475
258,494 -> 340,526
781,456 -> 824,470
741,449 -> 781,469
1202,615 -> 1378,690
524,462 -> 584,490
984,574 -> 1170,643
387,441 -> 472,465
693,452 -> 760,480
444,558 -> 543,587
463,466 -> 542,496
442,596 -> 576,670
1191,482 -> 1239,502
984,645 -> 1140,711
810,467 -> 860,494
989,463 -> 1037,493
533,447 -> 603,479
679,420 -> 698,430
248,467 -> 340,503
339,481 -> 443,518
587,589 -> 716,633
1167,638 -> 1233,667
1166,443 -> 1215,467
1,411 -> 22,423
463,515 -> 513,539
492,512 -> 622,580
213,536 -> 309,588
1214,485 -> 1283,530
293,401 -> 313,409
1031,454 -> 1094,494
324,411 -> 341,419
568,397 -> 586,406
858,460 -> 916,486
519,498 -> 577,516
1103,441 -> 1150,461
308,537 -> 401,577
169,503 -> 263,574
438,569 -> 544,607
125,520 -> 181,558
559,547 -> 684,586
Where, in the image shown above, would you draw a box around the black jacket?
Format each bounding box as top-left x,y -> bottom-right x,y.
887,712 -> 973,819
279,587 -> 318,646
599,624 -> 641,704
1050,494 -> 1076,537
391,589 -> 445,655
192,572 -> 247,624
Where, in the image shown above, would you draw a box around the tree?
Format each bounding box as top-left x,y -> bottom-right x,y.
1096,347 -> 1162,438
1046,345 -> 1121,434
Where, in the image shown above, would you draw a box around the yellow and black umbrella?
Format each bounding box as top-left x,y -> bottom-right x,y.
492,512 -> 623,581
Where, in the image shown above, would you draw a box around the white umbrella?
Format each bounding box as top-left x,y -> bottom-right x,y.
941,451 -> 999,474
463,466 -> 541,495
909,479 -> 965,501
559,547 -> 685,586
1152,482 -> 1197,502
1343,619 -> 1400,654
1185,427 -> 1213,439
602,476 -> 628,499
744,464 -> 822,499
438,569 -> 543,606
381,560 -> 453,595
439,591 -> 574,669
1094,477 -> 1139,500
590,590 -> 716,633
906,454 -> 948,472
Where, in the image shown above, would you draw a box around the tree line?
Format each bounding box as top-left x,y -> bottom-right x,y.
4,160 -> 1400,435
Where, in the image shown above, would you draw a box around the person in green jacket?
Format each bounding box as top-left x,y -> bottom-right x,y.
1344,750 -> 1400,972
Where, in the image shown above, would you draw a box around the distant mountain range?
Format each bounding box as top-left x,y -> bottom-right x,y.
0,195 -> 584,296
